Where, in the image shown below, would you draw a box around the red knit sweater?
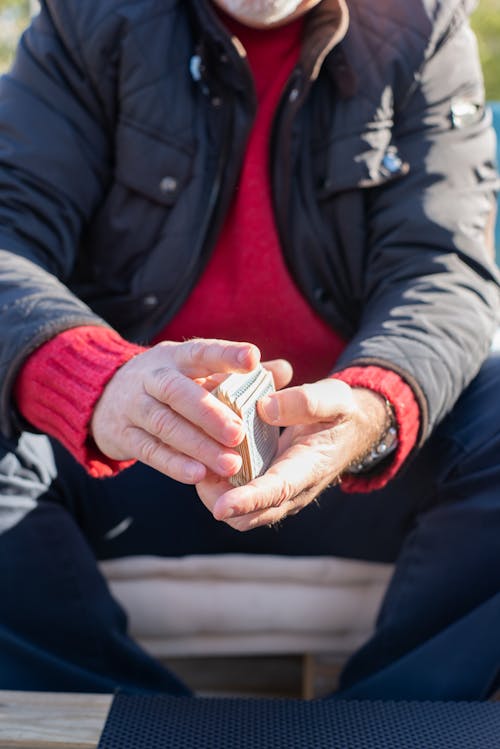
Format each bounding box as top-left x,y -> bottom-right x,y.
14,13 -> 419,490
157,15 -> 345,387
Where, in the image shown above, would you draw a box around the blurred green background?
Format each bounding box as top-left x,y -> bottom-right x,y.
0,0 -> 500,98
0,0 -> 30,72
474,0 -> 500,99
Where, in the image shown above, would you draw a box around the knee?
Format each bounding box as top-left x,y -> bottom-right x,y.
0,433 -> 55,535
436,352 -> 500,463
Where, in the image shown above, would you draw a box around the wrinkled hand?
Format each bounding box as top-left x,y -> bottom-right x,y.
91,338 -> 291,484
196,378 -> 389,530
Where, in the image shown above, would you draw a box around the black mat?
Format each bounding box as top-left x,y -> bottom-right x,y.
97,693 -> 500,748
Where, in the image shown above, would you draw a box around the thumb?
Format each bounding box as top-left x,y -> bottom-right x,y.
257,378 -> 355,426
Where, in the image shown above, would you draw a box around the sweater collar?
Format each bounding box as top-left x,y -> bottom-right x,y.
190,0 -> 355,97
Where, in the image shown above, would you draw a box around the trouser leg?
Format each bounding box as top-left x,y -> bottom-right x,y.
0,426 -> 411,695
0,434 -> 189,694
337,353 -> 500,700
1,423 -> 366,694
1,427 -> 380,694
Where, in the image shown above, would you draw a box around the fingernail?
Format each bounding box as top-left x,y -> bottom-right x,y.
260,395 -> 279,422
237,348 -> 251,364
215,502 -> 237,520
223,420 -> 244,446
185,463 -> 205,483
217,453 -> 241,476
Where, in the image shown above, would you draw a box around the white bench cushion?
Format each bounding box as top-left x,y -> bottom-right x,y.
101,555 -> 393,658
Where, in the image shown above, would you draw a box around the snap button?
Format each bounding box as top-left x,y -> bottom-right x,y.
189,54 -> 202,82
159,176 -> 178,194
143,294 -> 159,307
381,150 -> 403,175
314,287 -> 330,304
289,87 -> 300,103
451,98 -> 481,128
211,96 -> 222,108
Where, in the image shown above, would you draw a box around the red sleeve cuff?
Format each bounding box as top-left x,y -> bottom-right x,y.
331,366 -> 420,493
14,325 -> 147,478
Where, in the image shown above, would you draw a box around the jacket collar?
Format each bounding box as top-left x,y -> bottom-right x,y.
301,0 -> 349,82
189,0 -> 355,97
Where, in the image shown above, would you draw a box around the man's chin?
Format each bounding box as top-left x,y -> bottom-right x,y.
211,0 -> 319,28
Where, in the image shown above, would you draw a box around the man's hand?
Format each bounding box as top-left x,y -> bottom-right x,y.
196,379 -> 390,530
90,339 -> 267,484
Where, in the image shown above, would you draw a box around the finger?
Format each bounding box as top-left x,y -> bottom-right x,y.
257,378 -> 355,426
125,426 -> 208,484
143,369 -> 245,447
197,444 -> 333,531
196,471 -> 233,513
212,448 -> 312,521
194,373 -> 228,390
134,395 -> 242,477
201,470 -> 323,532
196,359 -> 293,393
196,471 -> 294,530
223,502 -> 301,532
169,338 -> 261,378
261,359 -> 293,390
212,425 -> 343,521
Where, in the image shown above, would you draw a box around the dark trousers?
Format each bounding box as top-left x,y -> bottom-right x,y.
1,353 -> 500,700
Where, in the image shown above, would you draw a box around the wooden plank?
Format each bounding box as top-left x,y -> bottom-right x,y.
0,691 -> 112,749
165,654 -> 304,698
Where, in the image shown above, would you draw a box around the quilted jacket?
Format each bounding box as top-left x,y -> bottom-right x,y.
0,0 -> 498,447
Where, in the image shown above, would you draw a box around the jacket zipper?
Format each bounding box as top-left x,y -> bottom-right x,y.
151,48 -> 257,335
270,67 -> 306,288
151,99 -> 235,333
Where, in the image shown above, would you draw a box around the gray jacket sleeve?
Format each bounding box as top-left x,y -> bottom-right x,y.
0,1 -> 113,436
335,3 -> 500,441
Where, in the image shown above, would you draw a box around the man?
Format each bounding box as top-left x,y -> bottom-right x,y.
0,0 -> 499,698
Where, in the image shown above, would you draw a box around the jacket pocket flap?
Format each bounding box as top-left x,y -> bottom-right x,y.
115,121 -> 194,206
315,128 -> 409,198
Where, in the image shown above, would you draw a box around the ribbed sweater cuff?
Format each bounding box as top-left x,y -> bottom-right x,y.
14,326 -> 147,478
331,366 -> 420,493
